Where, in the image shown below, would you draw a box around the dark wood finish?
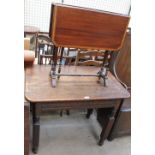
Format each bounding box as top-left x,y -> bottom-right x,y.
58,47 -> 64,78
24,102 -> 29,155
50,4 -> 130,50
51,45 -> 58,87
98,106 -> 116,145
25,65 -> 130,153
25,65 -> 129,102
32,103 -> 40,154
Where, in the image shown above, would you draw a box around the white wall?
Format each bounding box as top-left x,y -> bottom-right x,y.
24,0 -> 131,32
24,0 -> 61,32
64,0 -> 131,14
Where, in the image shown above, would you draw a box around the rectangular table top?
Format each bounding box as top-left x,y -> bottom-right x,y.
25,65 -> 130,103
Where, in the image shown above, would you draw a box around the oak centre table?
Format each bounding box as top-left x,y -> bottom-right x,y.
25,65 -> 130,153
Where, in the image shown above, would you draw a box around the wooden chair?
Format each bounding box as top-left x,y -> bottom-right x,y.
36,34 -> 54,65
36,34 -> 76,65
74,49 -> 105,66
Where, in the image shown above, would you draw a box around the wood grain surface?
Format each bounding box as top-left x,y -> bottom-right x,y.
50,4 -> 130,50
25,65 -> 129,103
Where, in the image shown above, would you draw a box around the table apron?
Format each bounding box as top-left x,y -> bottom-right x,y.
32,99 -> 121,111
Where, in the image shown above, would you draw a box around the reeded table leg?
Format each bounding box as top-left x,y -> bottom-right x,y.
31,103 -> 40,154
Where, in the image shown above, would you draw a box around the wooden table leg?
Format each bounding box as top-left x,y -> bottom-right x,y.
98,100 -> 122,146
98,108 -> 115,146
24,102 -> 30,155
107,99 -> 124,141
58,47 -> 64,79
51,46 -> 58,87
99,99 -> 123,146
31,103 -> 40,154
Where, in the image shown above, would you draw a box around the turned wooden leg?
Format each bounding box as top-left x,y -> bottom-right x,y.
51,46 -> 58,87
98,50 -> 110,86
58,47 -> 64,79
31,103 -> 40,154
86,109 -> 93,119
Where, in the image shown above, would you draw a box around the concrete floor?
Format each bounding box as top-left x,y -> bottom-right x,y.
30,110 -> 131,155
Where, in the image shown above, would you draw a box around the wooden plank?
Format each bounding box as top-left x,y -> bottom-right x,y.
50,4 -> 130,50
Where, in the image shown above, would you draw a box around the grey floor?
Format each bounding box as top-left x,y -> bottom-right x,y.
30,110 -> 131,155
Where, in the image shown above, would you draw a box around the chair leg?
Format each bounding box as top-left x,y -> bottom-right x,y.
86,109 -> 93,119
45,58 -> 47,65
60,110 -> 63,117
38,55 -> 41,65
60,110 -> 70,116
39,56 -> 43,65
66,110 -> 70,115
